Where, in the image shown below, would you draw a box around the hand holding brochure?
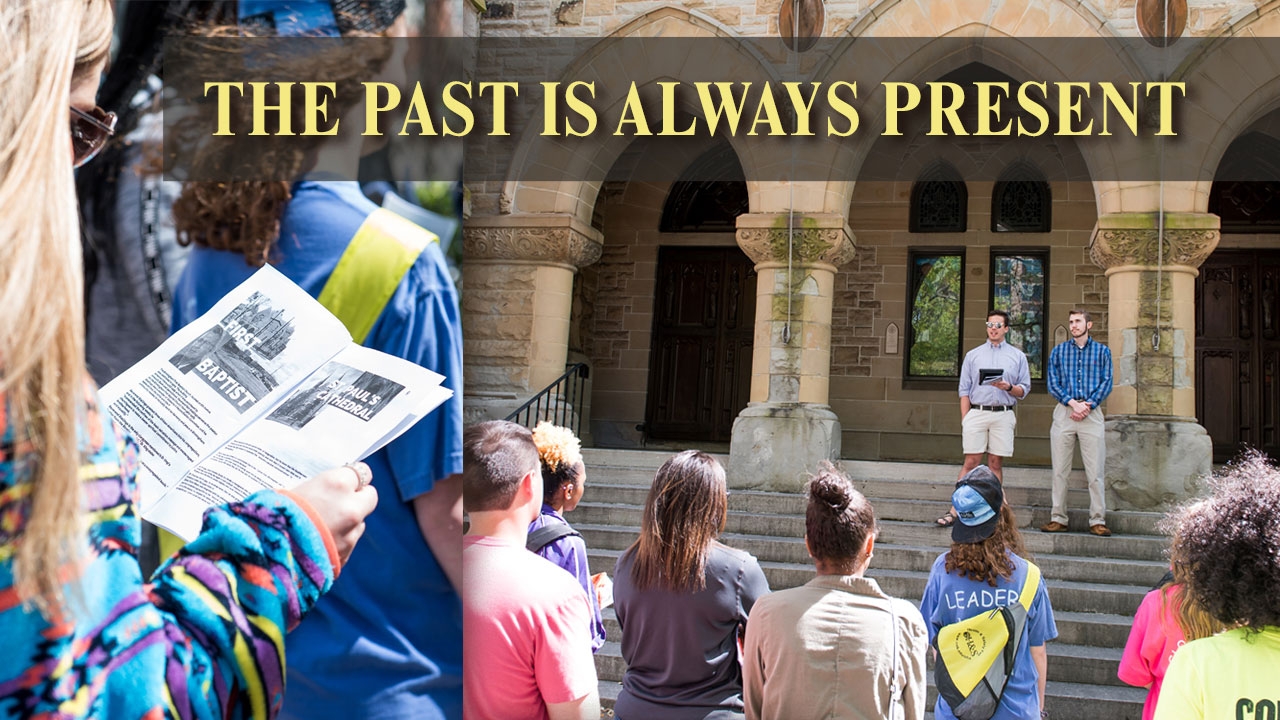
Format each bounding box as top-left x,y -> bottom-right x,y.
99,266 -> 452,542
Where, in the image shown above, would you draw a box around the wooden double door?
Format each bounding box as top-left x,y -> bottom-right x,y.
1196,250 -> 1280,462
645,247 -> 756,442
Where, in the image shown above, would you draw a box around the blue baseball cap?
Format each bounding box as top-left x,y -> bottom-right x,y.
952,465 -> 1004,544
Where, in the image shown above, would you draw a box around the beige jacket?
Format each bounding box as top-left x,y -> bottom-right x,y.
742,574 -> 928,720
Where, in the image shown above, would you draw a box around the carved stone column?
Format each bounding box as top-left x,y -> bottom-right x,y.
728,212 -> 856,491
462,214 -> 602,423
1090,212 -> 1217,509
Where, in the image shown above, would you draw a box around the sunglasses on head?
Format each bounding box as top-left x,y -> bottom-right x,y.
71,106 -> 117,168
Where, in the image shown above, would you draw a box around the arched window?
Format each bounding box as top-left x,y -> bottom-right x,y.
909,163 -> 967,233
992,164 -> 1051,233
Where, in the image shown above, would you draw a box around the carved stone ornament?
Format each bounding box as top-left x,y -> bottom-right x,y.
736,226 -> 856,267
1088,228 -> 1219,270
463,226 -> 603,268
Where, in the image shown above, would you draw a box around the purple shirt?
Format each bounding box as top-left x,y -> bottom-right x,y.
528,504 -> 606,652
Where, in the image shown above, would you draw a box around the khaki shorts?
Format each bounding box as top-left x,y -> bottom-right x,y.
962,407 -> 1017,457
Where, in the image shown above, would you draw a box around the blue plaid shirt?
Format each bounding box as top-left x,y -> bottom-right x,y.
1046,336 -> 1113,408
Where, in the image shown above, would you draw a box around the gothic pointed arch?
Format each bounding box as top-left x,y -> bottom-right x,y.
659,141 -> 749,233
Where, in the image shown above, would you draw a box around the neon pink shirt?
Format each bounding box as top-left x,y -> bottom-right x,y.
462,535 -> 598,720
1118,585 -> 1187,720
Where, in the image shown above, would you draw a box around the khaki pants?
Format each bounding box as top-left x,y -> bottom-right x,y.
1049,403 -> 1107,526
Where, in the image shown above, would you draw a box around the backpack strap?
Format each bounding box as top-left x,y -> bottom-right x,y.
316,208 -> 436,345
526,521 -> 581,553
1018,562 -> 1041,612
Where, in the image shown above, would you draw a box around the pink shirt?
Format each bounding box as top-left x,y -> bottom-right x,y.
462,535 -> 598,720
1118,586 -> 1187,720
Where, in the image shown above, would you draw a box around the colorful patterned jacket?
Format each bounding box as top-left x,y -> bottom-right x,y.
0,379 -> 339,719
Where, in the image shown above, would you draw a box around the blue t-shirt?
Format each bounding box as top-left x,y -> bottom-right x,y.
171,181 -> 464,719
919,551 -> 1057,720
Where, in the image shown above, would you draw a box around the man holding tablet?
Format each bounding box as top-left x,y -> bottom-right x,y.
938,309 -> 1030,527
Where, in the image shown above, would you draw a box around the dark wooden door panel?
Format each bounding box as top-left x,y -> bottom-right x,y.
1197,350 -> 1239,456
647,247 -> 755,442
1197,251 -> 1280,462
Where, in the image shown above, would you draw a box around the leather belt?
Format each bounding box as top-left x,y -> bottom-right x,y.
975,405 -> 1013,412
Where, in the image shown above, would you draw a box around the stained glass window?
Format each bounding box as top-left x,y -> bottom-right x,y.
906,251 -> 965,377
991,251 -> 1049,379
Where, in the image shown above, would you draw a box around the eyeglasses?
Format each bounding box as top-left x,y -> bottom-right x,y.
70,106 -> 117,167
986,322 -> 1005,329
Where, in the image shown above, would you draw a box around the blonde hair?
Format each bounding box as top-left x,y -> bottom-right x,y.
1162,560 -> 1226,642
0,0 -> 112,616
531,421 -> 583,474
1164,583 -> 1225,642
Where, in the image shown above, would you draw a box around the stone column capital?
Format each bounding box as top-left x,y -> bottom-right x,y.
463,214 -> 603,269
1089,213 -> 1220,270
735,212 -> 856,267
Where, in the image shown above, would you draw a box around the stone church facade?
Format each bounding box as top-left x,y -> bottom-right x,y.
461,0 -> 1280,509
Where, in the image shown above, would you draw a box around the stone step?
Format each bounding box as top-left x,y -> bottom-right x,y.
582,450 -> 1149,719
588,550 -> 1150,618
585,480 -> 1111,521
573,493 -> 1168,561
574,497 -> 1164,543
582,449 -> 1091,490
588,650 -> 1141,712
578,525 -> 1166,587
599,605 -> 1137,652
596,680 -> 1144,718
593,637 -> 1125,689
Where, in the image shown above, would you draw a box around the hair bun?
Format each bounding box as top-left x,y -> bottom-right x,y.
809,474 -> 851,513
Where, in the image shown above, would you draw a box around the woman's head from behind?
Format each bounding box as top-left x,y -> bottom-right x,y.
805,462 -> 876,575
1169,452 -> 1280,633
630,450 -> 727,593
531,422 -> 586,512
0,0 -> 112,617
945,465 -> 1027,586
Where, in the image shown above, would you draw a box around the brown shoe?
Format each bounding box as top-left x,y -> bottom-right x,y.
1040,521 -> 1069,533
1089,524 -> 1113,537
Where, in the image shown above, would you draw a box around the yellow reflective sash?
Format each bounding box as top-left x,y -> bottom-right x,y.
937,562 -> 1041,697
317,208 -> 436,345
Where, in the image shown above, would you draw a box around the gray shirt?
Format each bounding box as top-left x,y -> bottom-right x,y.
958,341 -> 1031,406
613,542 -> 771,720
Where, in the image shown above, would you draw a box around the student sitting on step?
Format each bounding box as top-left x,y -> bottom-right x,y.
527,421 -> 606,652
1152,452 -> 1280,720
613,450 -> 771,720
742,462 -> 928,720
1118,566 -> 1224,720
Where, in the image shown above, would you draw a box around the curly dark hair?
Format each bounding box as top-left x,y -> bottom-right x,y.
945,504 -> 1028,587
171,24 -> 393,266
1167,452 -> 1280,633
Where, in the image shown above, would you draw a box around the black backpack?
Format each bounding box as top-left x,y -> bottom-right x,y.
526,520 -> 581,553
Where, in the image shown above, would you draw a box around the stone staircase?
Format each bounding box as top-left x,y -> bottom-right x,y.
576,448 -> 1159,719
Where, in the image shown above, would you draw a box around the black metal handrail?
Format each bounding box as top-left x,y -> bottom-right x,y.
505,363 -> 590,438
